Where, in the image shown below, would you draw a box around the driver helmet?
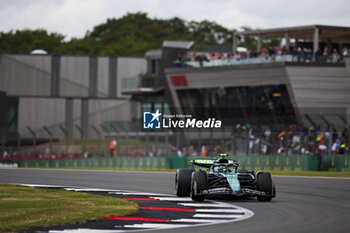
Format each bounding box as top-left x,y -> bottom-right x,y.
218,165 -> 228,172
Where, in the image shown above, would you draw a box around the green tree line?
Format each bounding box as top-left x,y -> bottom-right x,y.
0,12 -> 277,56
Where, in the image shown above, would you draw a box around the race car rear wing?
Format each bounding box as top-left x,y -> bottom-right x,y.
191,159 -> 215,168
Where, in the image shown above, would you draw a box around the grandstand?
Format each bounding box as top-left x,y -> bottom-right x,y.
1,25 -> 349,156
126,25 -> 350,128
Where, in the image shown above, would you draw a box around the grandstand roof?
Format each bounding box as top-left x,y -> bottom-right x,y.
235,25 -> 350,43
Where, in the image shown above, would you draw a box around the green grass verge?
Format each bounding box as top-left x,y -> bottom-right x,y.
0,183 -> 139,231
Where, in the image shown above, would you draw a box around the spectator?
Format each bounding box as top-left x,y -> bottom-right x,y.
179,44 -> 342,67
109,140 -> 117,157
268,46 -> 276,61
323,46 -> 329,56
195,54 -> 209,67
315,48 -> 322,62
332,49 -> 340,63
201,146 -> 208,157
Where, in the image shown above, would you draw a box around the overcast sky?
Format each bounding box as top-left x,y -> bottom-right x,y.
0,0 -> 349,39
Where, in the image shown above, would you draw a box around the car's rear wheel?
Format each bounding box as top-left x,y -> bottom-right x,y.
175,168 -> 195,197
190,171 -> 208,201
256,172 -> 273,201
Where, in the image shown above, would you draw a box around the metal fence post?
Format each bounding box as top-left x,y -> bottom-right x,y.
320,113 -> 332,155
145,131 -> 149,156
59,125 -> 69,156
91,125 -> 101,157
221,128 -> 225,152
210,129 -> 214,155
17,133 -> 21,157
165,131 -> 169,156
26,127 -> 36,157
246,128 -> 249,155
258,127 -> 262,155
155,132 -> 158,156
176,131 -> 180,152
43,126 -> 53,157
135,131 -> 139,155
284,126 -> 288,155
75,125 -> 85,157
100,124 -> 111,157
198,129 -> 201,155
126,130 -> 129,156
1,133 -> 4,157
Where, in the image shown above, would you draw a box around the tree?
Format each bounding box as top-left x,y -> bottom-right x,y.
0,29 -> 64,53
237,26 -> 257,51
187,20 -> 233,50
0,12 -> 281,56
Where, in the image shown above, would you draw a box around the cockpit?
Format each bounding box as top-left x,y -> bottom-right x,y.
213,165 -> 231,173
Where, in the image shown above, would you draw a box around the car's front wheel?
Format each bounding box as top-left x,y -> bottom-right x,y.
256,172 -> 273,201
190,171 -> 208,201
175,168 -> 195,197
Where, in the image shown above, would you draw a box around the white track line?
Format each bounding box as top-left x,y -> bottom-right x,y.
149,197 -> 193,201
17,184 -> 66,188
50,229 -> 125,233
171,218 -> 227,223
123,223 -> 191,229
178,203 -> 231,208
195,209 -> 244,213
108,192 -> 174,196
64,188 -> 121,192
193,214 -> 240,218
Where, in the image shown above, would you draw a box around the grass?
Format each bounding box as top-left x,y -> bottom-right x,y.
0,183 -> 139,232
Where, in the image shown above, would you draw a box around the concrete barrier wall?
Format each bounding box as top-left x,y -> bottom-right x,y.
19,155 -> 350,172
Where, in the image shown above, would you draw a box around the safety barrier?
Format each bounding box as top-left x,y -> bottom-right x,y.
20,157 -> 168,170
18,155 -> 350,171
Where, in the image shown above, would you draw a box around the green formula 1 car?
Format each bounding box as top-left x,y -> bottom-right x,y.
175,154 -> 276,201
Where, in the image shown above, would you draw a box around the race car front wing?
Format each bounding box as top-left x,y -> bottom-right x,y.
200,187 -> 270,197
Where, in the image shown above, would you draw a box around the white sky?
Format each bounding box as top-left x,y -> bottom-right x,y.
0,0 -> 349,40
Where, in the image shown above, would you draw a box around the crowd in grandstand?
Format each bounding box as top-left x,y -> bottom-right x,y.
174,46 -> 350,67
1,126 -> 348,161
226,124 -> 348,156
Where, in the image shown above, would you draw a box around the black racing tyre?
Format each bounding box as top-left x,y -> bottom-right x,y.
175,168 -> 195,197
190,171 -> 208,201
256,172 -> 273,201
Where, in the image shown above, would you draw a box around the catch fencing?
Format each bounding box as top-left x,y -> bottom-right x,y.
14,154 -> 350,172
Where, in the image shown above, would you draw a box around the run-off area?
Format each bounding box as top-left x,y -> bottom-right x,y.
18,184 -> 254,232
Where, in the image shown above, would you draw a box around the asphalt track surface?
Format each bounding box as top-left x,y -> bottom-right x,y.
1,168 -> 350,233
